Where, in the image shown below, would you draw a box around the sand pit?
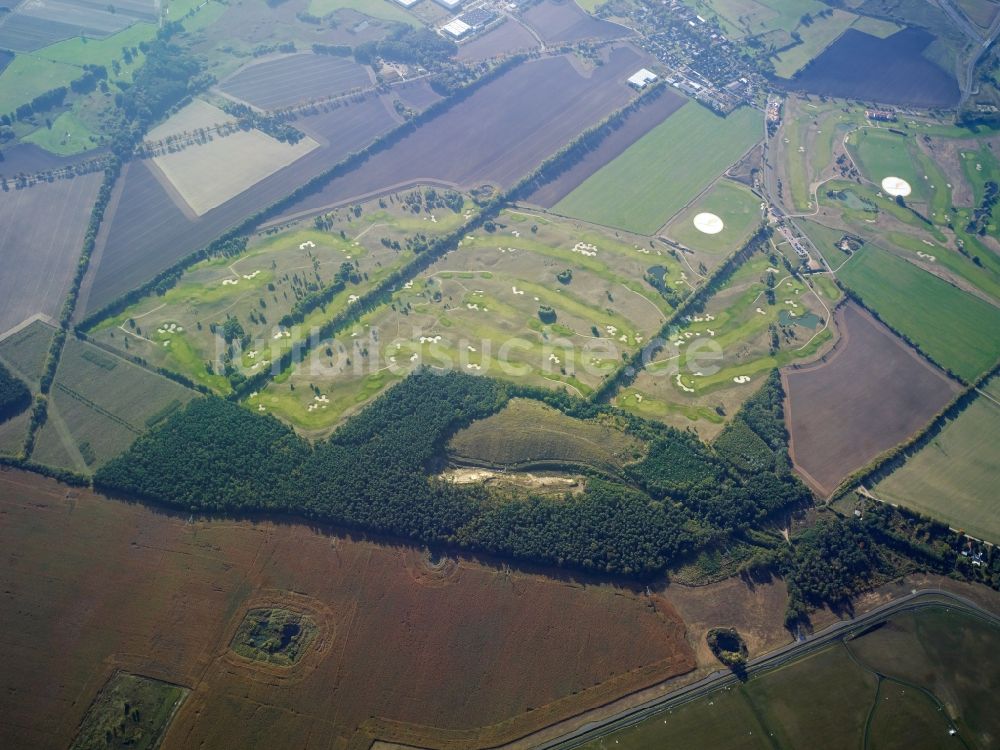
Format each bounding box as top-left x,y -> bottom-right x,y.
881,176 -> 912,197
693,212 -> 724,234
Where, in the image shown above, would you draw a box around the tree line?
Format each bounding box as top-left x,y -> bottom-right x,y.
0,362 -> 30,423
95,369 -> 810,578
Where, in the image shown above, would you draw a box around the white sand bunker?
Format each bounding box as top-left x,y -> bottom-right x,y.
693,212 -> 724,235
881,177 -> 911,197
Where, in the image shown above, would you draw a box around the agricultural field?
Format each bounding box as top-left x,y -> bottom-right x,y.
0,469 -> 697,750
70,673 -> 188,750
618,249 -> 833,441
252,209 -> 685,431
874,376 -> 1000,542
456,18 -> 540,62
771,8 -> 857,79
836,244 -> 1000,382
0,0 -> 157,52
447,398 -> 644,475
663,178 -> 765,268
554,102 -> 763,235
218,53 -> 372,111
148,102 -> 320,216
957,0 -> 1000,30
277,47 -> 645,220
519,0 -> 625,44
87,188 -> 470,393
30,336 -> 198,473
526,87 -> 687,209
0,174 -> 104,336
582,604 -> 1000,750
80,94 -> 400,315
782,303 -> 959,498
0,319 -> 56,456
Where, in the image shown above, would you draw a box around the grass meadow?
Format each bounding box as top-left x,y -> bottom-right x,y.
664,178 -> 764,267
836,244 -> 1000,382
875,376 -> 1000,541
554,103 -> 762,235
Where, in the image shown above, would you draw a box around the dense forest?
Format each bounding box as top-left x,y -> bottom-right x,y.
95,369 -> 810,577
0,363 -> 30,422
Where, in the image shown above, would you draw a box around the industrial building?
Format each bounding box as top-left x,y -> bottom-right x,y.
627,68 -> 658,89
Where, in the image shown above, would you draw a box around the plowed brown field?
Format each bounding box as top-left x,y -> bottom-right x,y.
0,469 -> 695,750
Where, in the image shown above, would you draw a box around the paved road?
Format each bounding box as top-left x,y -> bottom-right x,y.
535,589 -> 999,749
939,0 -> 1000,104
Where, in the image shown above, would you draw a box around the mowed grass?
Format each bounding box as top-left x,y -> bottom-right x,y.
837,244 -> 1000,382
664,178 -> 764,265
619,250 -> 831,439
555,103 -> 762,235
447,398 -> 644,474
874,377 -> 1000,541
22,109 -> 98,155
254,210 -> 686,432
0,56 -> 81,115
582,606 -> 1000,750
89,193 -> 472,393
30,337 -> 198,473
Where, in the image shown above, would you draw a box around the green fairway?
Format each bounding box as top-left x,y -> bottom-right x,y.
875,377 -> 1000,542
837,244 -> 1000,382
555,103 -> 762,235
664,178 -> 764,267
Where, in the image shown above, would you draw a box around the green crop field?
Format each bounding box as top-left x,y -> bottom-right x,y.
836,244 -> 1000,382
619,250 -> 832,440
30,337 -> 198,473
0,320 -> 57,388
581,605 -> 1000,750
448,398 -> 644,474
253,210 -> 686,433
88,191 -> 474,394
664,178 -> 764,266
874,377 -> 1000,541
772,8 -> 857,78
555,103 -> 762,236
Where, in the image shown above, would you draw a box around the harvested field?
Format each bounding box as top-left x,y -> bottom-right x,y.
526,87 -> 687,208
219,54 -> 372,110
0,142 -> 102,176
448,398 -> 644,474
519,0 -> 627,44
150,127 -> 319,217
0,468 -> 696,750
81,95 -> 398,315
275,48 -> 644,222
0,174 -> 103,335
30,336 -> 198,473
782,302 -> 959,497
145,98 -> 236,142
874,376 -> 1000,542
391,79 -> 443,110
456,18 -> 540,61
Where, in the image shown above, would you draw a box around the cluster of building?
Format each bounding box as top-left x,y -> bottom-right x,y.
615,0 -> 761,113
864,108 -> 897,122
765,95 -> 782,134
438,3 -> 501,39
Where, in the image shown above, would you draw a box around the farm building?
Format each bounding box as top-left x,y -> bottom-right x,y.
434,0 -> 464,10
442,18 -> 472,38
627,68 -> 658,89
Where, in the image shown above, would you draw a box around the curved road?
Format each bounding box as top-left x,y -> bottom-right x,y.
535,589 -> 999,749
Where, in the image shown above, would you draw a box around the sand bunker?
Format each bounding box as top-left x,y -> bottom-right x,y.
881,176 -> 912,197
693,212 -> 724,235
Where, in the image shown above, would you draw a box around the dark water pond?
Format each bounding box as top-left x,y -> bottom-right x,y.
774,27 -> 959,108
